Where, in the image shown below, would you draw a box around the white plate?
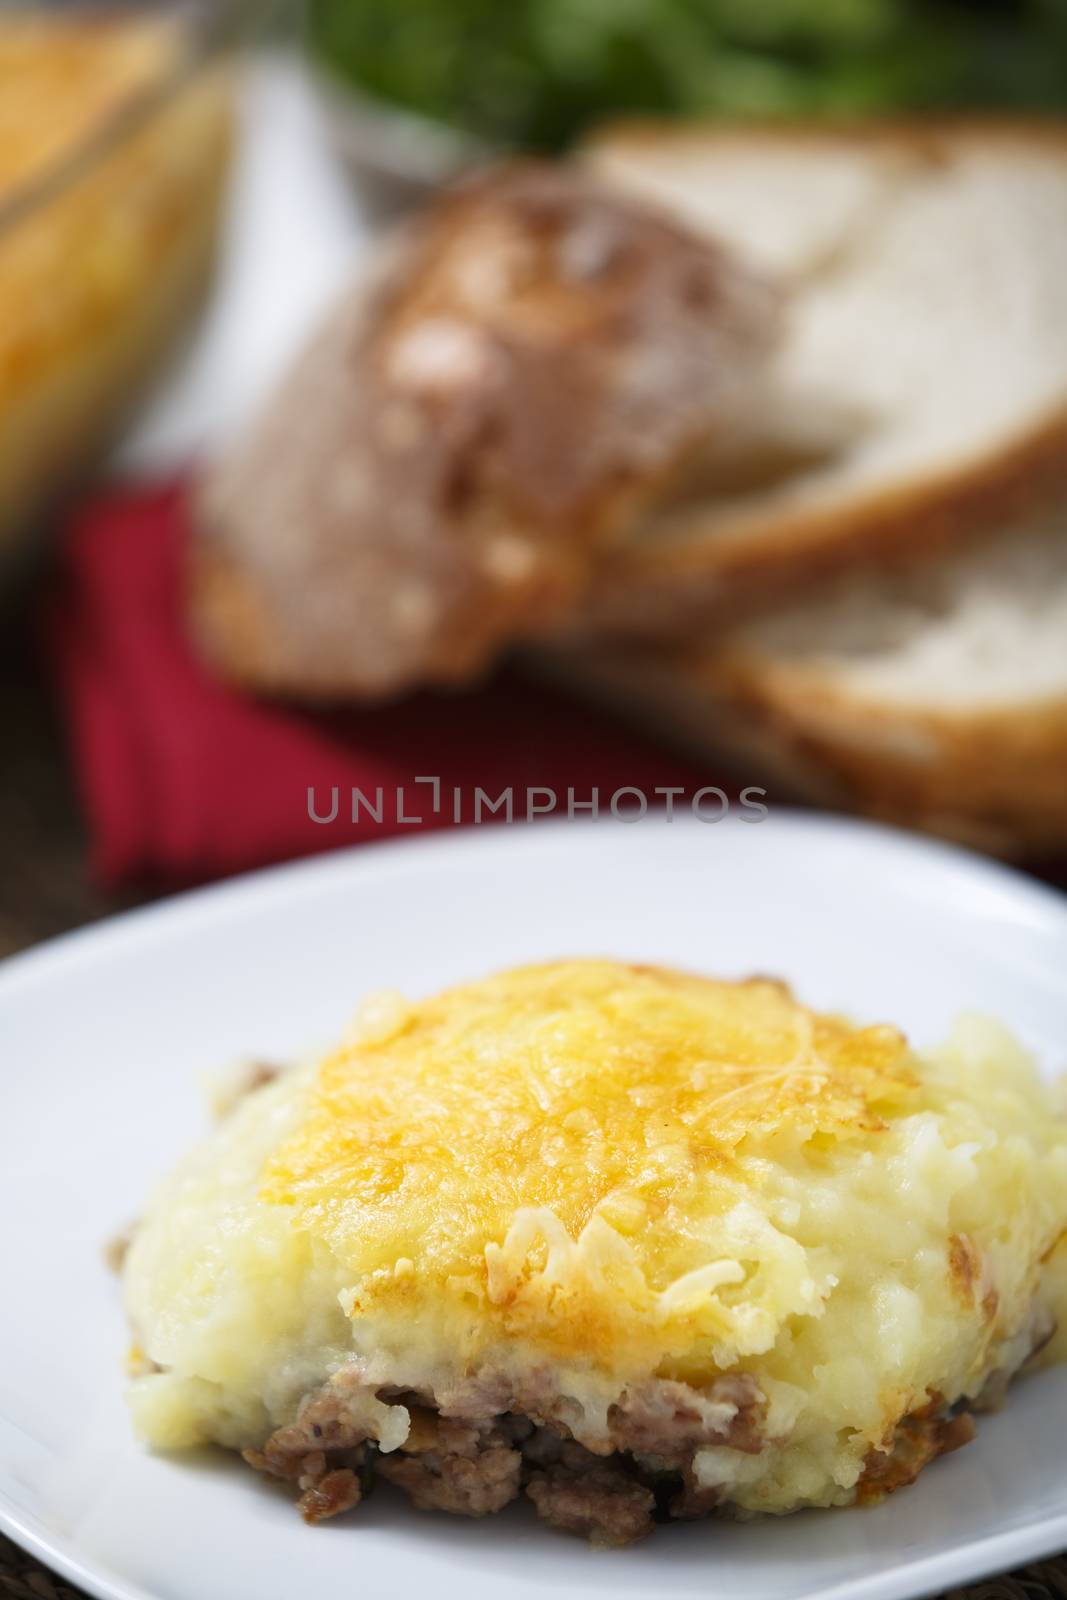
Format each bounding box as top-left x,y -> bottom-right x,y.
3,812 -> 1067,1600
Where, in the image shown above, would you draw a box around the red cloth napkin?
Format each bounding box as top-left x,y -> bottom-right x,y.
48,481 -> 732,888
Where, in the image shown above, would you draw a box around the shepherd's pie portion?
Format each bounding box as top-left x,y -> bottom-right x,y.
124,960 -> 1067,1544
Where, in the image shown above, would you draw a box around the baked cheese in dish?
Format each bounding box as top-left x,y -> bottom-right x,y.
123,960 -> 1067,1544
0,12 -> 231,547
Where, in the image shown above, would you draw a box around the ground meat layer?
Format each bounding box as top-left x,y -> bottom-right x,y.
245,1367 -> 766,1545
243,1360 -> 992,1545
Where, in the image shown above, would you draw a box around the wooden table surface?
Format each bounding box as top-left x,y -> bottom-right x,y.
2,617 -> 1066,1600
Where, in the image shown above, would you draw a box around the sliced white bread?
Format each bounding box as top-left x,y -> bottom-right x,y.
547,513 -> 1067,857
575,122 -> 1067,636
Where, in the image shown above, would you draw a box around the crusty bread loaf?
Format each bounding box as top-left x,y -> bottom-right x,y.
573,121 -> 1067,636
191,160 -> 780,700
549,514 -> 1067,857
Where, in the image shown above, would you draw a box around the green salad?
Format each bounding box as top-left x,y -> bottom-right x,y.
308,0 -> 1067,152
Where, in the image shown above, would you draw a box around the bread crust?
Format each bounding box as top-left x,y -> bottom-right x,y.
549,642 -> 1067,858
574,392 -> 1067,637
712,659 -> 1067,858
190,161 -> 779,699
575,119 -> 1067,639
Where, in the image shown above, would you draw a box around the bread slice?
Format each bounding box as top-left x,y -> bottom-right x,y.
573,122 -> 1067,636
192,160 -> 780,700
547,513 -> 1067,857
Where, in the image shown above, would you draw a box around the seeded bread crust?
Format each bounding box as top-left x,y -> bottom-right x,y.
190,160 -> 779,700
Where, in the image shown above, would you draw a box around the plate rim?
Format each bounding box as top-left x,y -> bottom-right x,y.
4,1491 -> 1067,1600
3,809 -> 1067,999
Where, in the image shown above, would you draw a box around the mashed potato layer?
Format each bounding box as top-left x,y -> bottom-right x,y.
124,960 -> 1067,1537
